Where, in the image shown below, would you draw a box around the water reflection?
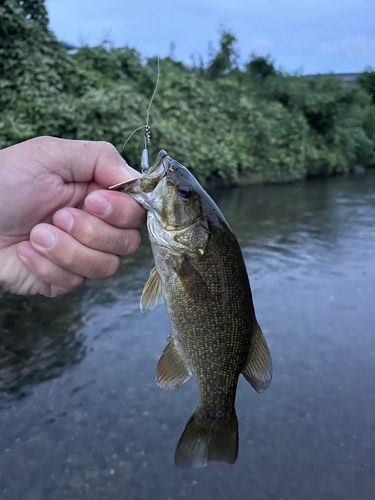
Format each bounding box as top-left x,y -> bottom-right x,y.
0,293 -> 86,399
0,236 -> 155,400
0,171 -> 374,499
213,172 -> 375,277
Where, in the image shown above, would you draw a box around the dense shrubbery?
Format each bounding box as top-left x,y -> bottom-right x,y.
1,1 -> 375,186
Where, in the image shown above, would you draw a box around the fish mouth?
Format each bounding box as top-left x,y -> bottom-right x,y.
148,149 -> 169,175
109,150 -> 168,189
108,150 -> 171,209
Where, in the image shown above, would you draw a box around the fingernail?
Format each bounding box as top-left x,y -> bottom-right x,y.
85,193 -> 111,216
18,243 -> 34,259
32,226 -> 56,250
54,209 -> 74,232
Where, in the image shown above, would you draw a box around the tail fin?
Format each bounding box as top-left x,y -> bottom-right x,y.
174,409 -> 238,469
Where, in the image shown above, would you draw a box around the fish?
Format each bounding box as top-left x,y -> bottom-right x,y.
109,150 -> 272,469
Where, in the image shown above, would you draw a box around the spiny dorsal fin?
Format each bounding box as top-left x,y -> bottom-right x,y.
140,267 -> 164,313
156,339 -> 192,390
242,322 -> 272,393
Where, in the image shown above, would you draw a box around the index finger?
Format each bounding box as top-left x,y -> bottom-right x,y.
83,190 -> 147,228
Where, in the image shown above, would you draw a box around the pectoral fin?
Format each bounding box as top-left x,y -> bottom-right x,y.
242,322 -> 272,393
156,339 -> 192,390
140,267 -> 164,313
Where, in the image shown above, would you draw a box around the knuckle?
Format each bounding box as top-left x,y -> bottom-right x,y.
32,136 -> 56,148
34,254 -> 84,289
80,223 -> 96,246
69,273 -> 86,289
98,141 -> 118,156
129,229 -> 141,253
115,232 -> 131,254
34,258 -> 53,280
52,276 -> 86,296
98,255 -> 120,279
95,141 -> 125,166
121,230 -> 141,256
54,270 -> 84,290
80,223 -> 113,252
112,229 -> 141,256
60,249 -> 77,268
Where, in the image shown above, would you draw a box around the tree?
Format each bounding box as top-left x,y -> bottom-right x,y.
0,0 -> 50,68
0,0 -> 87,111
206,29 -> 239,80
246,54 -> 277,78
358,67 -> 375,104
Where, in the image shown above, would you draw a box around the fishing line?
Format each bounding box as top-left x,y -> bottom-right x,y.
145,58 -> 160,147
122,57 -> 160,167
123,125 -> 147,149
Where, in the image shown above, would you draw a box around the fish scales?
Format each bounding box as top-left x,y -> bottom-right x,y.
154,219 -> 253,420
110,150 -> 272,469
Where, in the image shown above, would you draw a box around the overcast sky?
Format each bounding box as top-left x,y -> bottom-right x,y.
46,0 -> 375,74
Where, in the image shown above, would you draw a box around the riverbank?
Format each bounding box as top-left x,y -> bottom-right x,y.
1,1 -> 375,188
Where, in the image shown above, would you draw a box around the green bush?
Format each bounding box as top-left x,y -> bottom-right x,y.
1,1 -> 375,185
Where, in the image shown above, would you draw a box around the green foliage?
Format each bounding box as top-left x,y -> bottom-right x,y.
206,29 -> 239,80
1,2 -> 375,185
358,67 -> 375,104
245,54 -> 277,79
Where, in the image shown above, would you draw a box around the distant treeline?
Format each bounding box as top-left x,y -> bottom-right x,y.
1,0 -> 375,186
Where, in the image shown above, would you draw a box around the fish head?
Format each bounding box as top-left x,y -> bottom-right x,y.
152,158 -> 205,230
109,150 -> 215,255
110,150 -> 206,228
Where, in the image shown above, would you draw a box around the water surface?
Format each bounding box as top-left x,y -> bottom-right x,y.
1,171 -> 375,499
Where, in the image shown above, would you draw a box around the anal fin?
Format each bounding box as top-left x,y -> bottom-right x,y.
140,267 -> 163,313
242,322 -> 272,393
156,339 -> 192,390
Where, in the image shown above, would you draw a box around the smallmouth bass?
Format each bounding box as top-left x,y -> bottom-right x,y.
110,150 -> 272,469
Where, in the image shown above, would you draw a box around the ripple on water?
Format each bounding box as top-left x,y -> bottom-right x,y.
1,171 -> 375,499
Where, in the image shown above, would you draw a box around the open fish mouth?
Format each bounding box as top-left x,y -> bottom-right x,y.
109,150 -> 169,190
108,150 -> 169,208
108,150 -> 173,209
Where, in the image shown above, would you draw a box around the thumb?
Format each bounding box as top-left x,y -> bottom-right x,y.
27,136 -> 140,187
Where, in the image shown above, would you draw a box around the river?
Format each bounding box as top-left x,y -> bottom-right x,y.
0,170 -> 374,500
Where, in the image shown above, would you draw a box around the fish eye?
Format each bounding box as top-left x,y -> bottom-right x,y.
177,184 -> 192,199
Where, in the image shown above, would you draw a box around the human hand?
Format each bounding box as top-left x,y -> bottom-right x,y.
0,136 -> 145,297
